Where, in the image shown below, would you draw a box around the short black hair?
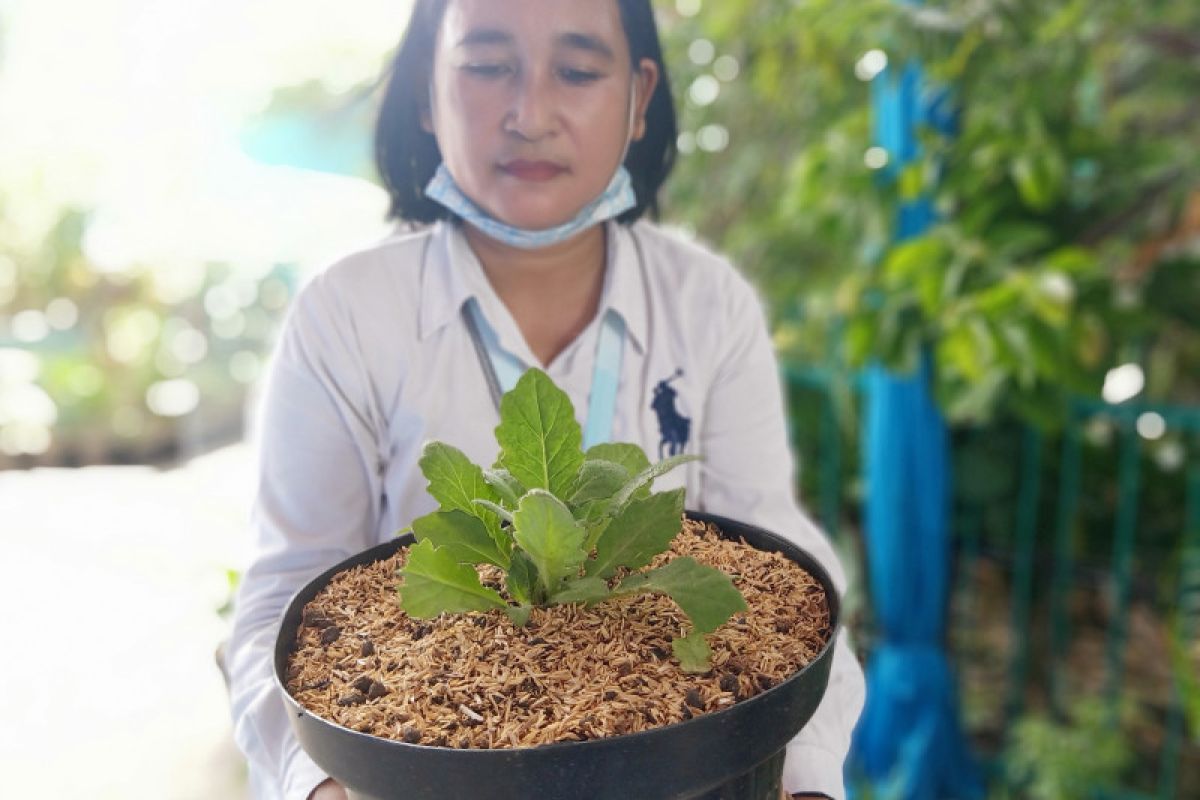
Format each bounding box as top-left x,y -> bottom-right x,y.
373,0 -> 677,225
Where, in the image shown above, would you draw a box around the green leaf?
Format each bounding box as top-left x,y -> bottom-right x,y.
609,454 -> 701,513
990,222 -> 1053,259
616,557 -> 747,634
974,278 -> 1024,316
1027,319 -> 1065,377
571,445 -> 651,540
897,162 -> 924,201
844,315 -> 876,366
1010,149 -> 1065,212
882,236 -> 949,286
569,459 -> 631,506
915,262 -> 945,316
579,501 -> 615,552
511,490 -> 587,595
995,320 -> 1037,386
505,604 -> 532,627
937,322 -> 988,382
943,370 -> 1006,425
549,576 -> 612,606
411,510 -> 510,569
397,540 -> 507,618
1043,246 -> 1096,275
587,489 -> 685,579
419,442 -> 502,532
496,369 -> 584,498
1027,279 -> 1070,329
672,631 -> 714,674
482,468 -> 524,508
472,499 -> 514,525
506,550 -> 537,605
584,443 -> 651,478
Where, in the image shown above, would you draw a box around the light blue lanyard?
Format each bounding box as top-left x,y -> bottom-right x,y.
464,298 -> 625,450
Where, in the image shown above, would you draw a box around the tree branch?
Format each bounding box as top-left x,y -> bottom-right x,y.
1077,169 -> 1184,247
1140,26 -> 1200,59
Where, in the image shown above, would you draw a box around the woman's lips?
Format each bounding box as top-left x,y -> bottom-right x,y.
500,160 -> 567,182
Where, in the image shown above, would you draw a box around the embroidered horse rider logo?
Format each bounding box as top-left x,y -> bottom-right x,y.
651,369 -> 690,459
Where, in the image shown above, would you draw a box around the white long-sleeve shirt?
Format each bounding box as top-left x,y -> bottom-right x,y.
226,219 -> 865,800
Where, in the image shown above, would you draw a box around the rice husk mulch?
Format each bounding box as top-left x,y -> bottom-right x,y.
285,517 -> 831,749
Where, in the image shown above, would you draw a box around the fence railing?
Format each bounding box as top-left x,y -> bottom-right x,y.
783,365 -> 1200,798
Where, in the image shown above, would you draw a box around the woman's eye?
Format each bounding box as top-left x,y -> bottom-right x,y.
462,63 -> 513,79
557,67 -> 602,85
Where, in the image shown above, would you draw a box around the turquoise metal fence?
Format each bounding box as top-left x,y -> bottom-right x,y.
783,366 -> 1200,797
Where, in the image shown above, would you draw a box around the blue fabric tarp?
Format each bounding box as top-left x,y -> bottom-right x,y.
847,54 -> 983,799
850,360 -> 982,798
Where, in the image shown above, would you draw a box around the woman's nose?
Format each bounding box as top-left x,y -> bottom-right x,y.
504,71 -> 556,141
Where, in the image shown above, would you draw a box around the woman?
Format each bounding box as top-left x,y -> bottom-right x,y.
226,1 -> 865,798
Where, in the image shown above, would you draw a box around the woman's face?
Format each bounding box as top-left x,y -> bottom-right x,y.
423,0 -> 658,231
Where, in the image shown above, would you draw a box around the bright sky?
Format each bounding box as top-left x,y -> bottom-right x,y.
0,0 -> 413,277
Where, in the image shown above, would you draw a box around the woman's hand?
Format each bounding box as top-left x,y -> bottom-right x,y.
309,778 -> 348,800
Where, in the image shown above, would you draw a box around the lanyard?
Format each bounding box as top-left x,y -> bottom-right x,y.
464,298 -> 625,450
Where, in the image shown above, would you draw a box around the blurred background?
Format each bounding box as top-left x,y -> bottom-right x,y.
0,0 -> 1197,797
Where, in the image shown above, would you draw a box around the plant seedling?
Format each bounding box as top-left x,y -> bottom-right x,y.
397,368 -> 747,672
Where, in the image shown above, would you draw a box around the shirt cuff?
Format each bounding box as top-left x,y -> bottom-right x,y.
283,747 -> 332,800
782,742 -> 845,800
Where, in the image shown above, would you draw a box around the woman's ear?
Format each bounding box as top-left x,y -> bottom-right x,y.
631,57 -> 659,142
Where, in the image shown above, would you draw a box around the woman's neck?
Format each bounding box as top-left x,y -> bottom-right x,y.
463,223 -> 608,367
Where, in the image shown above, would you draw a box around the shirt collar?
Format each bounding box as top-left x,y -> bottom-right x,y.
603,222 -> 648,355
417,220 -> 471,342
417,220 -> 647,356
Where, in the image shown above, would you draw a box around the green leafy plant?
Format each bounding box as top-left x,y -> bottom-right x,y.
1170,519 -> 1200,743
661,0 -> 1200,429
396,368 -> 747,673
998,698 -> 1135,800
1169,620 -> 1200,746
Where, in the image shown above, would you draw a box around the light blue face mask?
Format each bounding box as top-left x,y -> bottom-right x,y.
424,163 -> 636,250
424,77 -> 641,249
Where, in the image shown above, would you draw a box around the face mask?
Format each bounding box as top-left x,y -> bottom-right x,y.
424,79 -> 641,250
425,164 -> 635,250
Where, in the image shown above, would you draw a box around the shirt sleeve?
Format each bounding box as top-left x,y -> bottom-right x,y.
694,273 -> 866,800
226,277 -> 386,800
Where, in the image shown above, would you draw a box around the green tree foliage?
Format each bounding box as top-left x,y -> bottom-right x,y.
0,205 -> 293,467
658,0 -> 1200,427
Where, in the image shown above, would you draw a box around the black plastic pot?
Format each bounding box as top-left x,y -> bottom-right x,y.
274,511 -> 840,800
